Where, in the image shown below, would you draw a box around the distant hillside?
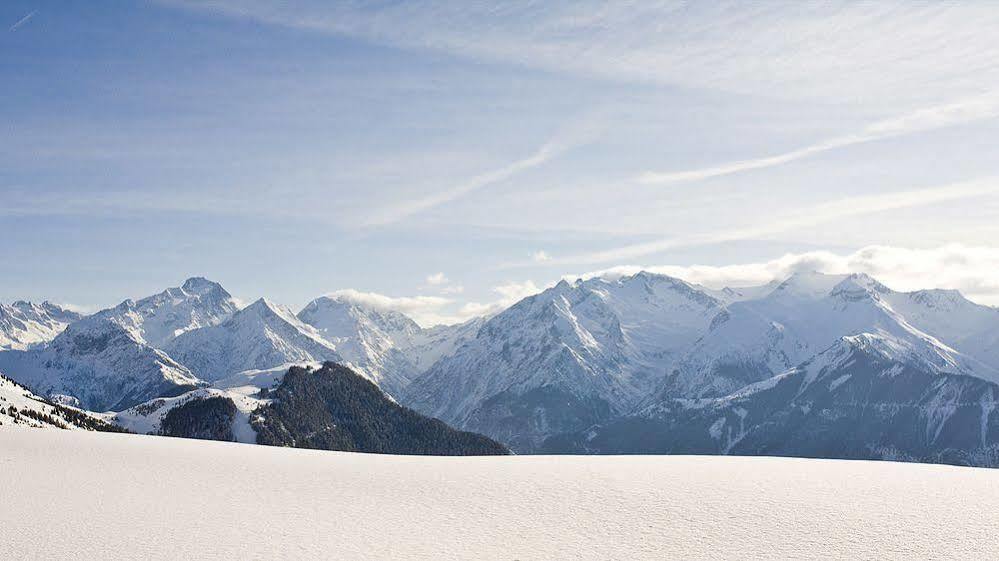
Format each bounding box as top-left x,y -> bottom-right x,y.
0,373 -> 127,432
253,363 -> 509,455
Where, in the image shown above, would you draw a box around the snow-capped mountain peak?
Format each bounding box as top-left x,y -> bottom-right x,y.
404,271 -> 726,450
829,273 -> 891,302
165,297 -> 341,383
91,277 -> 239,349
297,295 -> 472,397
0,301 -> 83,351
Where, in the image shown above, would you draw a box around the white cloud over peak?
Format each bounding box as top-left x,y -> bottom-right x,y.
324,280 -> 545,326
323,289 -> 454,326
458,280 -> 546,319
571,245 -> 999,306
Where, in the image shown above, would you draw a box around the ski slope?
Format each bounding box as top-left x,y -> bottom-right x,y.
2,428 -> 997,559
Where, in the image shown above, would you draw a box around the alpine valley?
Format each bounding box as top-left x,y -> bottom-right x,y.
3,272 -> 999,466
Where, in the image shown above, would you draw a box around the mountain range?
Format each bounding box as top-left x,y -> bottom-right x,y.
3,272 -> 999,465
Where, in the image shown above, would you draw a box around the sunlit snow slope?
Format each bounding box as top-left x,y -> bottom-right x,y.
2,429 -> 997,560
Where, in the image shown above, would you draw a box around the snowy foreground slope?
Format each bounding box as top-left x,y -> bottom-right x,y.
2,429 -> 998,560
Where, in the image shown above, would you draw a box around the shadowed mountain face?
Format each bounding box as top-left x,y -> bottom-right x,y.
0,315 -> 202,412
252,363 -> 509,456
544,334 -> 999,467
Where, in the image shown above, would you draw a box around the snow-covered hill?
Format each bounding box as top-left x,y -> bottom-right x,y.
111,384 -> 264,442
2,428 -> 997,559
0,301 -> 82,351
166,298 -> 342,383
111,362 -> 507,455
0,373 -> 124,431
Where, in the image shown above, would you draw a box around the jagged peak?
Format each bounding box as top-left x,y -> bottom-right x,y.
553,279 -> 574,291
301,295 -> 420,332
243,297 -> 282,314
830,273 -> 891,300
907,287 -> 970,308
238,297 -> 308,326
181,276 -> 228,297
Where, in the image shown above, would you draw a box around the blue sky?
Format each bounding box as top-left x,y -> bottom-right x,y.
4,1 -> 999,324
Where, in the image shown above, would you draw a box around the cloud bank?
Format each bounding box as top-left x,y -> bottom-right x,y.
572,245 -> 999,306
325,281 -> 544,326
325,245 -> 999,327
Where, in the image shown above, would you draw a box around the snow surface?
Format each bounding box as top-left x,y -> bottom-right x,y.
2,428 -> 998,560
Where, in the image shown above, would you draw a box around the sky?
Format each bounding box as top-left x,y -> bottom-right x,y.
3,1 -> 999,325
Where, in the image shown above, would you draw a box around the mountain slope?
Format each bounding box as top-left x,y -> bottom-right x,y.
547,332 -> 999,466
253,363 -> 509,455
297,296 -> 423,396
112,385 -> 264,442
297,296 -> 488,397
0,313 -> 202,411
0,301 -> 82,351
0,279 -> 238,412
166,298 -> 342,383
663,272 -> 999,399
0,373 -> 126,431
404,273 -> 724,451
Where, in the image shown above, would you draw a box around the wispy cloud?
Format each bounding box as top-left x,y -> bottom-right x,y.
8,10 -> 36,32
639,92 -> 999,184
457,280 -> 545,318
571,244 -> 999,306
162,2 -> 999,106
358,114 -> 604,227
523,177 -> 999,267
